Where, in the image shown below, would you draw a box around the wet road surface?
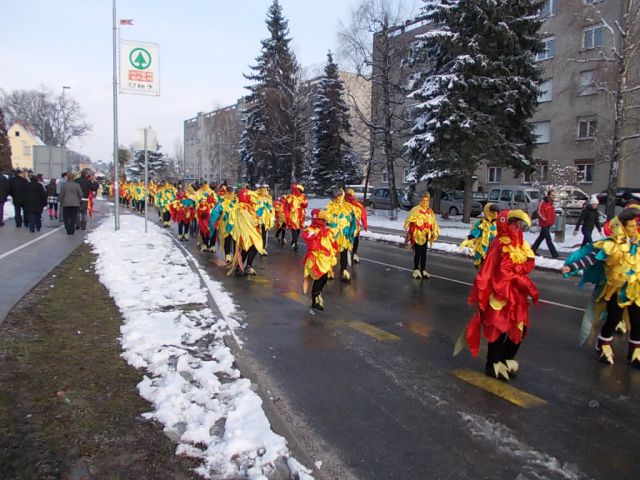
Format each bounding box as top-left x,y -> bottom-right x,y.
179,230 -> 639,480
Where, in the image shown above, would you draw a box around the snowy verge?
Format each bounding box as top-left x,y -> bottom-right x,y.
86,214 -> 313,480
3,201 -> 14,222
360,230 -> 565,271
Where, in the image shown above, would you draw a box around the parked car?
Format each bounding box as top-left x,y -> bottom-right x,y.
437,190 -> 483,217
345,184 -> 367,202
596,187 -> 640,207
472,191 -> 489,207
487,185 -> 542,218
368,187 -> 417,210
553,186 -> 589,219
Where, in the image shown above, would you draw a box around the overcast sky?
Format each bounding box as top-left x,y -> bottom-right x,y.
3,0 -> 418,164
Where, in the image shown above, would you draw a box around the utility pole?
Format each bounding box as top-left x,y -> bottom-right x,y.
112,0 -> 121,230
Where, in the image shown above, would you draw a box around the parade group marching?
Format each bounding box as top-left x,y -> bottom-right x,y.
109,179 -> 640,381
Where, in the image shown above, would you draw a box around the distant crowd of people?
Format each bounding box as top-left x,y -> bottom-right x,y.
0,168 -> 99,235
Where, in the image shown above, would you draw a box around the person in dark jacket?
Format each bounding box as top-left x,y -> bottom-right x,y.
24,175 -> 47,233
9,168 -> 29,228
531,190 -> 559,258
0,172 -> 9,226
75,171 -> 99,230
574,195 -> 602,246
58,172 -> 83,234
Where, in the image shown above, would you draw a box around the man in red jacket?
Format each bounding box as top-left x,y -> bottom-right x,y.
531,190 -> 559,258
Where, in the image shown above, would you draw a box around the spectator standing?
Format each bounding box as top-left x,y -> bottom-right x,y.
574,195 -> 602,246
0,171 -> 9,226
531,190 -> 559,259
56,173 -> 67,223
58,172 -> 83,234
9,168 -> 29,228
46,178 -> 58,220
75,171 -> 99,230
24,175 -> 47,232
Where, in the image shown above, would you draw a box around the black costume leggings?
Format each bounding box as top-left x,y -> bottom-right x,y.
261,225 -> 267,248
413,243 -> 427,271
224,236 -> 233,255
275,224 -> 285,239
340,250 -> 349,272
603,298 -> 640,341
242,246 -> 258,267
312,274 -> 328,298
353,236 -> 360,254
291,229 -> 301,245
178,222 -> 189,235
486,327 -> 528,367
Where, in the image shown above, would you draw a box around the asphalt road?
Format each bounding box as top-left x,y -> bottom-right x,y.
177,229 -> 639,480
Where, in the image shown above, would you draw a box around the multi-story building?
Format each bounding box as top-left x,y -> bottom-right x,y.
372,1 -> 640,195
183,102 -> 243,185
7,121 -> 45,171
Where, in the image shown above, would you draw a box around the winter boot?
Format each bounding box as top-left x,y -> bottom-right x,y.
353,254 -> 360,263
628,340 -> 640,368
341,270 -> 351,283
615,320 -> 628,335
422,270 -> 430,279
412,269 -> 423,279
596,335 -> 615,365
311,295 -> 324,311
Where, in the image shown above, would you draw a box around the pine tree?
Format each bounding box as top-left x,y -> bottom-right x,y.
241,0 -> 304,190
406,0 -> 545,221
126,148 -> 166,179
311,51 -> 361,194
0,107 -> 12,172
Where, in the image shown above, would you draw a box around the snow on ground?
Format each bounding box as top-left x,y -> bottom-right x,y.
3,201 -> 14,222
86,214 -> 313,480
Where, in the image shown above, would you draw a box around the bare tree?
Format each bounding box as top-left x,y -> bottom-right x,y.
568,0 -> 640,218
1,86 -> 91,147
337,0 -> 415,219
173,137 -> 184,176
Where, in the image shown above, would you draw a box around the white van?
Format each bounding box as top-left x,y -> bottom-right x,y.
487,185 -> 542,217
346,184 -> 367,202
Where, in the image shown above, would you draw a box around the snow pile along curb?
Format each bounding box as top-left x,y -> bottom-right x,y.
86,215 -> 313,480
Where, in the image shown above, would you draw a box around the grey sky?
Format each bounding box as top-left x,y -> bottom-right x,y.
3,0 -> 418,164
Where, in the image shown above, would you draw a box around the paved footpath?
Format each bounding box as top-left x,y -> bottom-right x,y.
0,200 -> 110,324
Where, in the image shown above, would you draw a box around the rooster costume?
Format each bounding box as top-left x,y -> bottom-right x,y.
229,188 -> 265,276
325,189 -> 357,282
169,187 -> 196,241
302,209 -> 338,310
463,210 -> 539,380
562,208 -> 640,367
210,186 -> 237,264
282,184 -> 307,250
273,197 -> 288,245
460,203 -> 500,268
403,192 -> 439,279
346,188 -> 367,264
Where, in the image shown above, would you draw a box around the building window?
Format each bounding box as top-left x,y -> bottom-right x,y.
535,37 -> 555,62
583,24 -> 604,49
538,79 -> 553,102
532,121 -> 551,143
576,161 -> 594,183
577,116 -> 597,139
540,0 -> 556,18
382,168 -> 389,184
524,160 -> 549,183
488,166 -> 502,184
579,70 -> 597,95
22,145 -> 31,156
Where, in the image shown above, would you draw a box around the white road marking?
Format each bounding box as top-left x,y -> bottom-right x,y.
0,226 -> 65,261
360,257 -> 585,312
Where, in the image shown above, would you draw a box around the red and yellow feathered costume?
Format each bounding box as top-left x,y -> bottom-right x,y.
464,210 -> 539,379
283,184 -> 307,230
302,210 -> 338,292
229,189 -> 265,275
404,199 -> 439,246
169,191 -> 196,224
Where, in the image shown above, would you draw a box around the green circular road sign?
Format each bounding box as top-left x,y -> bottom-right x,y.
129,48 -> 152,70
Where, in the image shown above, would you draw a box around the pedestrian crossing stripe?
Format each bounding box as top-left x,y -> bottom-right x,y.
452,369 -> 547,409
343,321 -> 401,341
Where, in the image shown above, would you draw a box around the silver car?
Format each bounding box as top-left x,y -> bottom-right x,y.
439,190 -> 483,216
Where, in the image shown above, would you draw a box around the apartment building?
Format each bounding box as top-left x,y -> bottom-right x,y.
372,1 -> 640,195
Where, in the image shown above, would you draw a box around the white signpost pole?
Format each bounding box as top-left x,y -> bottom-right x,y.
144,128 -> 148,233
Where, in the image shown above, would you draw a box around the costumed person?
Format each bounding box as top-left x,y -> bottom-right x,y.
531,189 -> 559,259
273,196 -> 288,245
458,210 -> 538,380
460,203 -> 500,268
345,188 -> 367,263
574,195 -> 602,247
403,192 -> 439,279
255,185 -> 274,255
210,185 -> 237,264
325,188 -> 357,282
282,183 -> 307,250
170,184 -> 195,241
561,208 -> 640,367
156,183 -> 176,228
229,188 -> 265,276
196,192 -> 218,252
302,209 -> 338,310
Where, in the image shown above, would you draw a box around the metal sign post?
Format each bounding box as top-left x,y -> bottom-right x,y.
144,127 -> 149,233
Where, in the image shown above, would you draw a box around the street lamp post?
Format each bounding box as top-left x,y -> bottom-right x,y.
61,86 -> 71,171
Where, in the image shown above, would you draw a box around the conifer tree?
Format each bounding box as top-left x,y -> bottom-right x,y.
241,0 -> 304,190
406,0 -> 545,221
126,148 -> 166,179
311,51 -> 361,194
0,107 -> 12,172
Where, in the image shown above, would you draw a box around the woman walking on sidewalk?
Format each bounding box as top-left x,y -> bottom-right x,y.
24,175 -> 47,233
58,172 -> 83,235
46,178 -> 58,220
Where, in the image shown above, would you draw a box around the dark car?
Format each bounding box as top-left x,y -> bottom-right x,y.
368,187 -> 417,210
596,187 -> 640,207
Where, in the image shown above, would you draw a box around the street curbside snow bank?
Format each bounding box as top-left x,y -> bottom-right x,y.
86,214 -> 313,480
360,231 -> 565,273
